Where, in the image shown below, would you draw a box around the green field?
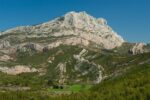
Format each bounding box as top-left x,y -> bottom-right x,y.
48,84 -> 92,93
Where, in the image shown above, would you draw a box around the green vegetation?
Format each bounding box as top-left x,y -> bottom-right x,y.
0,72 -> 46,89
48,84 -> 92,93
16,45 -> 82,66
91,64 -> 150,100
0,45 -> 150,100
53,63 -> 150,100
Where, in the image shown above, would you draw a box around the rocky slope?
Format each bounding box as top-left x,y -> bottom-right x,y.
0,11 -> 124,51
0,11 -> 149,86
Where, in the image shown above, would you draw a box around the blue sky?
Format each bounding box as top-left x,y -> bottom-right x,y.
0,0 -> 150,43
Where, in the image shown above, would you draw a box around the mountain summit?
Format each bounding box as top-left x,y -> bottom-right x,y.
0,11 -> 124,49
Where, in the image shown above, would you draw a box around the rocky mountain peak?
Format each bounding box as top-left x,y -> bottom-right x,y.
0,11 -> 124,49
62,11 -> 107,30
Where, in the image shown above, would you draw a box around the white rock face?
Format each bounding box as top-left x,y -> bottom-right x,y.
0,65 -> 38,75
130,43 -> 145,55
0,55 -> 13,61
1,11 -> 124,50
73,49 -> 88,64
56,62 -> 67,84
0,40 -> 10,49
95,64 -> 103,84
47,56 -> 55,63
44,37 -> 89,50
73,49 -> 104,83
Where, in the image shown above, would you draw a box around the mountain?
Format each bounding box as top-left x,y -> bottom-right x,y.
0,11 -> 150,100
0,11 -> 124,50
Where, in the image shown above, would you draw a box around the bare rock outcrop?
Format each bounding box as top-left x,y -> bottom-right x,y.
0,40 -> 10,49
0,55 -> 13,61
17,43 -> 43,52
56,62 -> 67,84
1,11 -> 124,50
130,43 -> 146,55
0,65 -> 38,75
44,37 -> 89,50
73,49 -> 104,83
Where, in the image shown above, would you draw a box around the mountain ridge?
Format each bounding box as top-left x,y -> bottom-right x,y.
0,11 -> 124,50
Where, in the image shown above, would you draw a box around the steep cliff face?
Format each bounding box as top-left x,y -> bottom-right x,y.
0,11 -> 124,50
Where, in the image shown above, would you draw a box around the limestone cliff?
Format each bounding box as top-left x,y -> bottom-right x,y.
0,11 -> 124,50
